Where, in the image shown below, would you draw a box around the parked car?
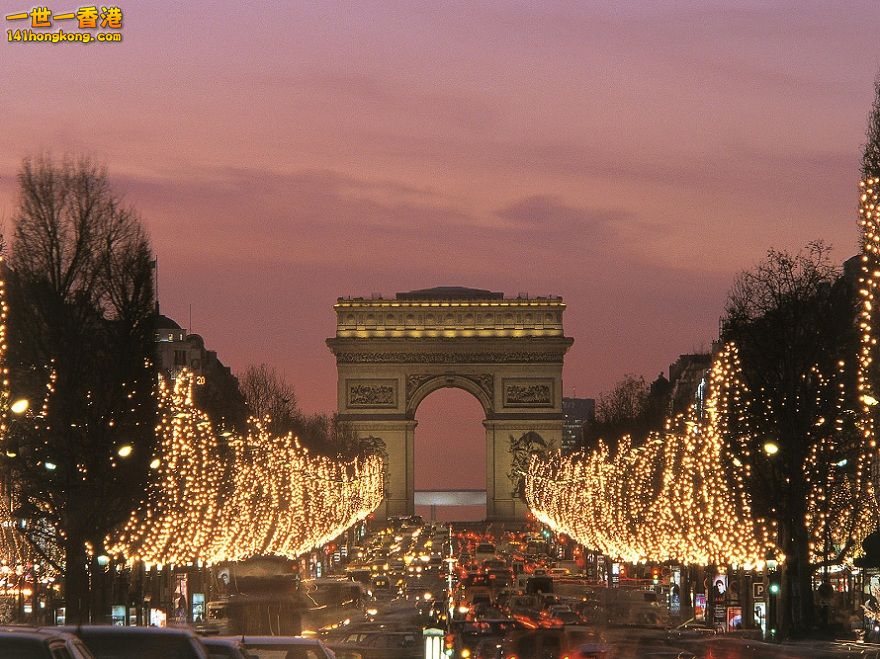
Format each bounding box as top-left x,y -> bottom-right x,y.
57,625 -> 208,659
237,635 -> 336,659
202,636 -> 251,659
0,628 -> 95,658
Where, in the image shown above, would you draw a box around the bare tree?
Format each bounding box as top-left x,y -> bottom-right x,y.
595,374 -> 648,427
585,374 -> 672,449
4,155 -> 157,624
239,363 -> 300,436
863,71 -> 880,180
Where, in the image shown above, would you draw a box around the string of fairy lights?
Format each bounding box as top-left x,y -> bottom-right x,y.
527,177 -> 880,567
108,371 -> 384,566
859,177 -> 880,478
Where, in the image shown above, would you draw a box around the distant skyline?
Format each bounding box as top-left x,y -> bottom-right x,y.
2,1 -> 879,499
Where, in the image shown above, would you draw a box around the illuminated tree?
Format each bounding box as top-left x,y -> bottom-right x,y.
526,345 -> 772,567
109,371 -> 384,565
721,242 -> 866,637
2,155 -> 157,623
110,372 -> 226,565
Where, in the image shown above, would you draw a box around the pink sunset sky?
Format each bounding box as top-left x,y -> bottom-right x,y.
2,1 -> 880,503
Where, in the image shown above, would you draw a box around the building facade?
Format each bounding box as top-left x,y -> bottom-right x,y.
561,397 -> 595,453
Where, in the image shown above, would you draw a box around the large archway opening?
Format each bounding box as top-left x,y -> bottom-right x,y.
414,388 -> 486,522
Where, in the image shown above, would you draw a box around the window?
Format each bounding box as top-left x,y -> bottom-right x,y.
174,350 -> 188,367
244,647 -> 322,659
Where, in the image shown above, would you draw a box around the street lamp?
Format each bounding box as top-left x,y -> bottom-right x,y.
763,441 -> 779,456
10,399 -> 29,415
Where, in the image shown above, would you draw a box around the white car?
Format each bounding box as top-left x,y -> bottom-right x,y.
234,635 -> 336,659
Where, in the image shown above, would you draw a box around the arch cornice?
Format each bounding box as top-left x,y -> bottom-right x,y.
326,336 -> 573,364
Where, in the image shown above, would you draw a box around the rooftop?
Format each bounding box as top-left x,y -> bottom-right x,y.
396,286 -> 503,300
156,314 -> 182,330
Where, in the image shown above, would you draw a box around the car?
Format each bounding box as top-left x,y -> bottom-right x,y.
473,637 -> 504,659
238,635 -> 336,659
552,610 -> 582,626
0,628 -> 95,658
568,642 -> 612,658
330,631 -> 420,659
56,626 -> 208,659
202,636 -> 251,659
547,604 -> 572,615
502,628 -> 565,659
474,543 -> 496,563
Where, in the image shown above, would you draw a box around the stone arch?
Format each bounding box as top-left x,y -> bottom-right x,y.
405,373 -> 493,419
327,287 -> 573,520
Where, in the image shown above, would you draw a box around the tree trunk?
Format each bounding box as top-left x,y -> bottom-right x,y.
64,538 -> 90,624
781,498 -> 814,639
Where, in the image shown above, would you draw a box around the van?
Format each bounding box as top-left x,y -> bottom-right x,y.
526,576 -> 554,595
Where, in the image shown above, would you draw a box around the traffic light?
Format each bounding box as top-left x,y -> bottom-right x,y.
444,632 -> 455,656
651,566 -> 660,584
767,574 -> 780,640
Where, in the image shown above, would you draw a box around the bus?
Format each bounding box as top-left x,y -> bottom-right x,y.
204,593 -> 303,636
300,578 -> 366,632
201,556 -> 306,636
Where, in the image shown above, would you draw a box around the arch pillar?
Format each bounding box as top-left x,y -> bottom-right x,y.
484,419 -> 564,520
345,418 -> 418,518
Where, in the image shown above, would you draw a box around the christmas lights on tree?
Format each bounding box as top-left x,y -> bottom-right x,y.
109,371 -> 383,565
526,344 -> 774,566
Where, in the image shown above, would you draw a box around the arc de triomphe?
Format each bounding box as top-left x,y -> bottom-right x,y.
326,287 -> 573,520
